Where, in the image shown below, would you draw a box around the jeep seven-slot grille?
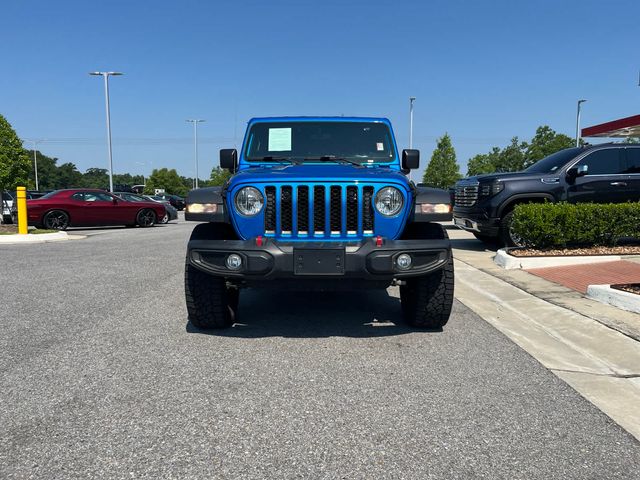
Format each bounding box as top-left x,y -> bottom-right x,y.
263,184 -> 375,238
455,184 -> 479,207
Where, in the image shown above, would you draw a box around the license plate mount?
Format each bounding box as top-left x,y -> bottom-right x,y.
294,249 -> 345,276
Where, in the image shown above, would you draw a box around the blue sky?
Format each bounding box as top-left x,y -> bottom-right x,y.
1,0 -> 638,180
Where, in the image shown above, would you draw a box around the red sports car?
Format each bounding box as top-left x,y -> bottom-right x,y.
26,189 -> 167,230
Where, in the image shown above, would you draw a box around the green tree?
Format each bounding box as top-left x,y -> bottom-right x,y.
0,114 -> 30,191
113,173 -> 144,188
524,126 -> 574,167
467,150 -> 498,176
465,125 -> 575,176
26,150 -> 58,190
144,168 -> 188,196
495,137 -> 527,172
209,166 -> 232,186
83,168 -> 109,189
422,133 -> 461,188
56,163 -> 83,188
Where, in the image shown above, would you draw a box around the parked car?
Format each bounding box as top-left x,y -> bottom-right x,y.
154,193 -> 185,210
26,189 -> 166,230
184,116 -> 454,329
2,190 -> 48,223
1,191 -> 14,224
113,191 -> 178,223
453,143 -> 640,246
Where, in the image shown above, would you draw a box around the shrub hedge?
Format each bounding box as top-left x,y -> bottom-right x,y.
510,202 -> 640,249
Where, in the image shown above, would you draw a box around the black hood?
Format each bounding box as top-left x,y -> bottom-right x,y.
461,171 -> 549,183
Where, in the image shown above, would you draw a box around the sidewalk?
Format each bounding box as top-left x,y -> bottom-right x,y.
528,260 -> 640,294
448,227 -> 640,341
448,225 -> 640,441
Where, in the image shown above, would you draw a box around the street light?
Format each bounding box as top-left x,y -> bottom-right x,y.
576,99 -> 587,147
134,161 -> 149,185
186,119 -> 205,189
28,139 -> 45,191
409,96 -> 416,148
89,71 -> 123,192
409,97 -> 416,181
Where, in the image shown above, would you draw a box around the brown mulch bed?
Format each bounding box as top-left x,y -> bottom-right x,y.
611,284 -> 640,295
0,225 -> 18,234
510,245 -> 640,257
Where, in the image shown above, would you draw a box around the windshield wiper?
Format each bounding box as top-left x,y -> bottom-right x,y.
259,156 -> 300,165
305,155 -> 362,167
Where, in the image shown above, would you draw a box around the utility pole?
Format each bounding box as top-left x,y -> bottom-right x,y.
89,71 -> 124,192
186,119 -> 205,189
576,99 -> 587,147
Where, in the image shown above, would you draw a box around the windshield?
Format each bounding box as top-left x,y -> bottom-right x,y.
524,148 -> 582,174
39,190 -> 62,199
244,121 -> 395,164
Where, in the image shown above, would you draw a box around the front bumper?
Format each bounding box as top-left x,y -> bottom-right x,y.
187,237 -> 451,281
453,209 -> 501,236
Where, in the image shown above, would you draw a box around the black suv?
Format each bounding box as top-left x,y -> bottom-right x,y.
154,193 -> 185,210
453,143 -> 640,246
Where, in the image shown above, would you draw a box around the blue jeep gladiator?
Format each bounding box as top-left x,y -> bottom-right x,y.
184,117 -> 454,329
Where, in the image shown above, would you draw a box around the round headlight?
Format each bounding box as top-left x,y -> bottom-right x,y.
375,187 -> 404,216
235,187 -> 264,216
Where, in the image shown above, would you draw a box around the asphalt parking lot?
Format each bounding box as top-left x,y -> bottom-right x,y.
1,219 -> 639,479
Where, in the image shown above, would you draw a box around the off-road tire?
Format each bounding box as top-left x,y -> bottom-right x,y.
400,255 -> 454,329
499,210 -> 525,247
185,259 -> 236,329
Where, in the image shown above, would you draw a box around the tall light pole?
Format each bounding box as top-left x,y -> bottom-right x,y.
29,139 -> 45,191
409,97 -> 416,181
89,71 -> 123,192
186,119 -> 205,189
135,161 -> 148,185
576,99 -> 587,147
409,96 -> 416,148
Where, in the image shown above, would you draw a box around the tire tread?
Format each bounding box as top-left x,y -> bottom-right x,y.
400,256 -> 454,329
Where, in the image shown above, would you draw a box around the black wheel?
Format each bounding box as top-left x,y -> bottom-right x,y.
499,210 -> 525,247
43,210 -> 69,230
136,209 -> 156,227
400,255 -> 454,329
185,259 -> 236,329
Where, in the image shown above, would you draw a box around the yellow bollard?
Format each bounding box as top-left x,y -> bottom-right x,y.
17,186 -> 28,234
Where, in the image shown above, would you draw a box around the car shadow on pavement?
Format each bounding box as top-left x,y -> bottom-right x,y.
449,237 -> 499,252
186,289 -> 444,338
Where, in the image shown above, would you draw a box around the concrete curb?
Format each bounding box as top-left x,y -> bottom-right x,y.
587,284 -> 640,314
494,248 -> 622,270
0,231 -> 69,244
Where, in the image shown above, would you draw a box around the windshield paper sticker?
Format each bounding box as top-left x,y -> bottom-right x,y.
268,128 -> 292,151
376,142 -> 384,151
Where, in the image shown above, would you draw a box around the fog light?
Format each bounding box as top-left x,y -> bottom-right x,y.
226,254 -> 242,270
396,253 -> 412,270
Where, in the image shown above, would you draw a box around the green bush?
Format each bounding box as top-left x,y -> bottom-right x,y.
511,202 -> 640,249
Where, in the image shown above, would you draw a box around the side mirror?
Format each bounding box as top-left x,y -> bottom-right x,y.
566,164 -> 588,182
577,164 -> 588,177
402,149 -> 420,171
220,149 -> 238,173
